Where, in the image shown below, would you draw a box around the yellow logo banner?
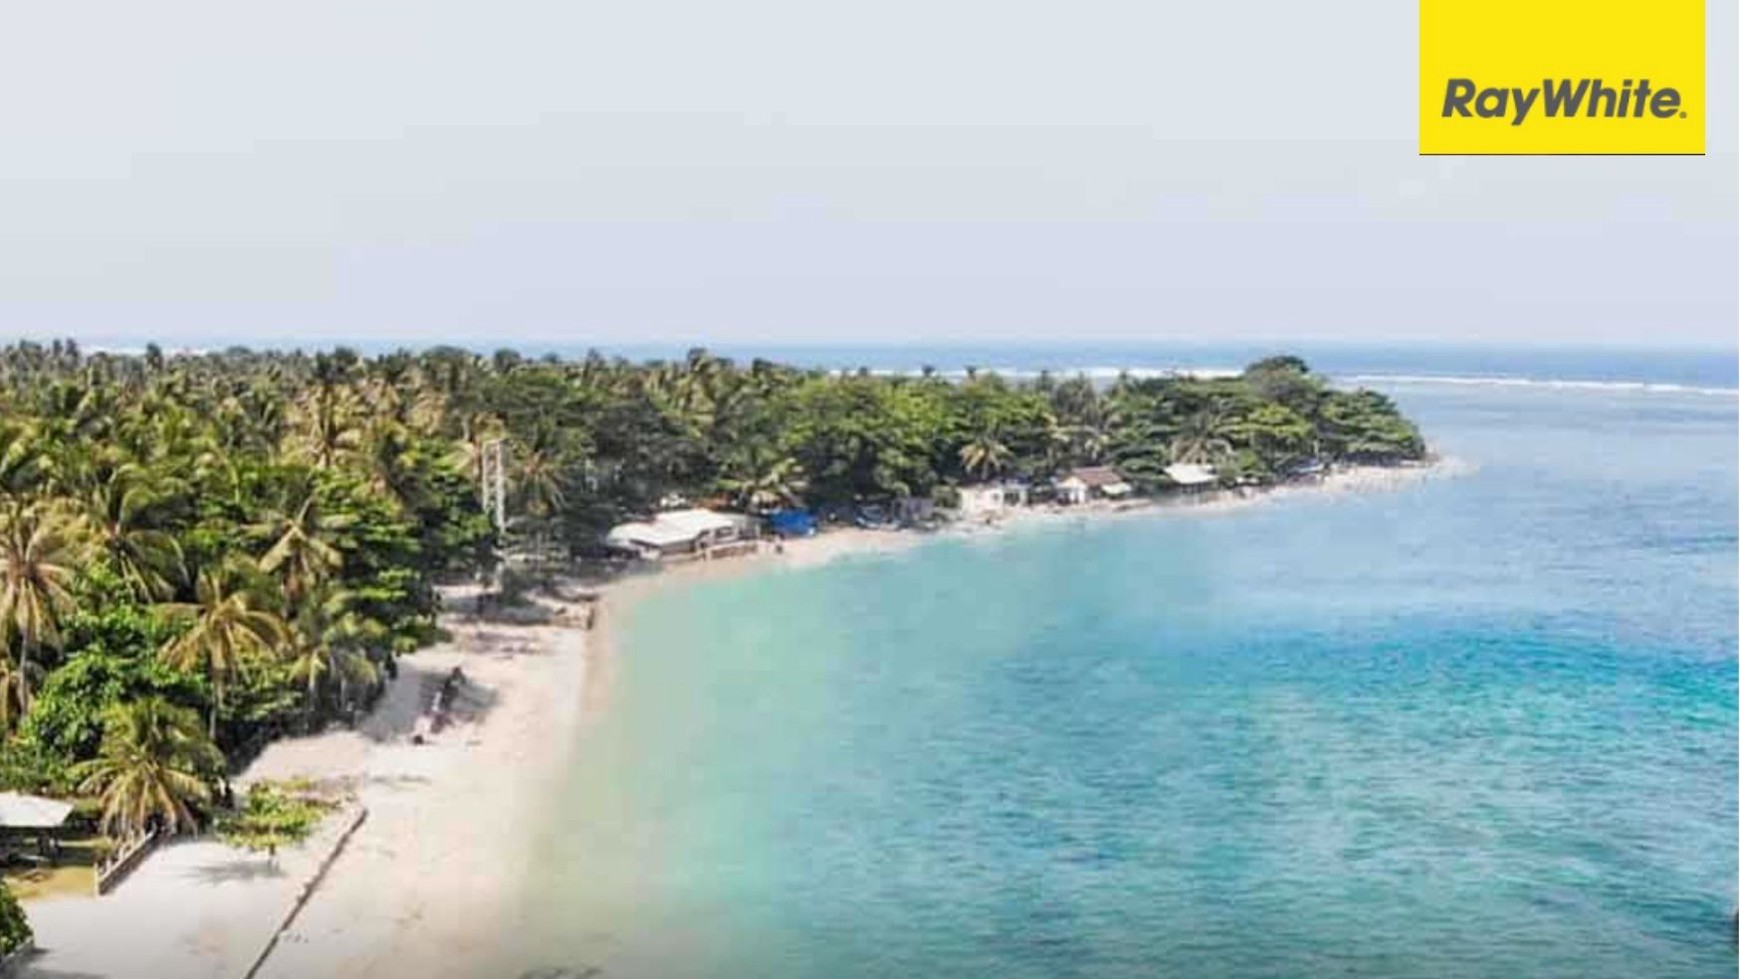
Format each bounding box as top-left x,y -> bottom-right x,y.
1419,0 -> 1705,155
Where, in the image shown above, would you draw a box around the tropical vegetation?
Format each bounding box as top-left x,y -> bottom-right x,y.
215,779 -> 337,864
0,879 -> 28,955
72,697 -> 223,837
0,340 -> 1425,847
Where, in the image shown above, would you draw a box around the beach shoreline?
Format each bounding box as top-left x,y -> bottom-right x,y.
20,458 -> 1456,979
598,458 -> 1465,608
240,594 -> 598,979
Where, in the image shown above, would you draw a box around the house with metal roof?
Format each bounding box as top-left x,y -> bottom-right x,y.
958,481 -> 1029,517
1162,463 -> 1219,492
1055,466 -> 1134,505
605,508 -> 756,560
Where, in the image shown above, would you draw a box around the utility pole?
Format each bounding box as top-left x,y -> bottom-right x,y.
480,438 -> 508,591
480,438 -> 508,531
489,439 -> 507,531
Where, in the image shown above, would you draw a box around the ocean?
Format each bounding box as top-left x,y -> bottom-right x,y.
512,347 -> 1737,979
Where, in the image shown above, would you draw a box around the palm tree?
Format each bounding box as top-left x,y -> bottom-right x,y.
0,503 -> 81,713
958,426 -> 1012,481
513,421 -> 568,519
76,461 -> 186,600
37,376 -> 114,445
286,367 -> 360,469
286,587 -> 381,724
358,418 -> 421,514
1065,420 -> 1113,466
719,450 -> 805,512
449,410 -> 506,486
671,350 -> 749,445
1170,407 -> 1235,466
159,565 -> 289,739
0,423 -> 43,501
216,382 -> 288,456
129,408 -> 204,471
0,654 -> 36,735
255,489 -> 345,616
74,697 -> 222,837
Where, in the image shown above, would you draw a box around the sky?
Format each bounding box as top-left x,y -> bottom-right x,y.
1,1 -> 1734,352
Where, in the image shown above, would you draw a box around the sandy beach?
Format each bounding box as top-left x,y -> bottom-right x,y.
17,461 -> 1457,979
19,592 -> 593,979
248,595 -> 595,979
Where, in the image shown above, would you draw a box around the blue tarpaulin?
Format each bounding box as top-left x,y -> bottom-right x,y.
768,509 -> 818,537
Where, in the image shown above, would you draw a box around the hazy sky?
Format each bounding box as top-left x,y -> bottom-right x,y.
2,1 -> 1734,350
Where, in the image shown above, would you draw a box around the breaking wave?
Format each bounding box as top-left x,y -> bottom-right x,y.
829,366 -> 1737,396
1339,374 -> 1739,397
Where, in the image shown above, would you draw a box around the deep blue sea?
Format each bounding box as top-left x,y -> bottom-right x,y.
513,347 -> 1737,979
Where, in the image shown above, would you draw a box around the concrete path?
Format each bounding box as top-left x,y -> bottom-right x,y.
20,817 -> 347,979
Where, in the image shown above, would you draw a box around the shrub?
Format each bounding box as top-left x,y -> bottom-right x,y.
215,780 -> 336,862
0,881 -> 31,955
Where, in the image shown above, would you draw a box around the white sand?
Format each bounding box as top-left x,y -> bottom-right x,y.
248,600 -> 591,979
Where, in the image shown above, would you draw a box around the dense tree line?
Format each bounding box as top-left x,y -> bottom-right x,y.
0,340 -> 1423,840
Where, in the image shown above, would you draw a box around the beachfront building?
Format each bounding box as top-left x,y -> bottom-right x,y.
1055,466 -> 1134,505
957,481 -> 1029,518
0,791 -> 72,872
894,496 -> 936,526
1162,463 -> 1219,494
605,508 -> 758,561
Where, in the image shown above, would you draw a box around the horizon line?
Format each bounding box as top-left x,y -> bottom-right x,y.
16,334 -> 1739,357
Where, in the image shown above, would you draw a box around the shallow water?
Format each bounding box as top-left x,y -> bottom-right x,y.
514,375 -> 1737,978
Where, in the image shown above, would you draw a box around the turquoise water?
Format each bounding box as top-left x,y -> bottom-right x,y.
515,375 -> 1736,978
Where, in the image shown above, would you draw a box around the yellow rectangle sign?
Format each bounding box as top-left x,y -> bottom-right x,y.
1419,0 -> 1705,155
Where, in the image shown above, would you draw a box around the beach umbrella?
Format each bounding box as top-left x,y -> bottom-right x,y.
0,791 -> 73,829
